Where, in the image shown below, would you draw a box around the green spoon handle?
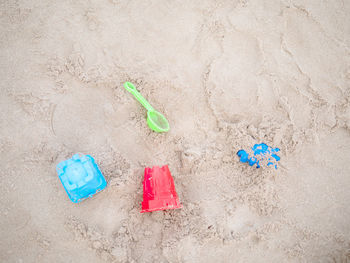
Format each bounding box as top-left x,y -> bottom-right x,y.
124,82 -> 154,112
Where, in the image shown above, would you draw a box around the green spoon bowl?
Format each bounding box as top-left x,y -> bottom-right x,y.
124,82 -> 170,133
147,110 -> 169,133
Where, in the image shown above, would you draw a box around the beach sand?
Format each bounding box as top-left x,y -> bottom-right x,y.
1,0 -> 350,262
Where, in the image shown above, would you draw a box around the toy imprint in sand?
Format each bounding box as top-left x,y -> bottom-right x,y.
237,143 -> 281,169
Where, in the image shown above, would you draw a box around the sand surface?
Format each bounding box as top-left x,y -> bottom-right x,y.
1,0 -> 350,262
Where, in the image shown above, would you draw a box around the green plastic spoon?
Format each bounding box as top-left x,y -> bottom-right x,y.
124,82 -> 170,133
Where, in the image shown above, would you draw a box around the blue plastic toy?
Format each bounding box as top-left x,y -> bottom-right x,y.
237,143 -> 280,169
56,154 -> 107,203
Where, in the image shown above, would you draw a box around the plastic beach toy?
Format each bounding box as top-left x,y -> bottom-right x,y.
124,82 -> 170,133
56,154 -> 107,203
237,143 -> 280,169
141,165 -> 182,213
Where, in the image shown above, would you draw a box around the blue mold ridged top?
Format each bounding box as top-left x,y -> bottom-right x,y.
56,154 -> 107,203
237,143 -> 281,169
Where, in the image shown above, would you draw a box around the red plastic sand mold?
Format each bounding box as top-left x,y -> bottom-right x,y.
141,165 -> 182,213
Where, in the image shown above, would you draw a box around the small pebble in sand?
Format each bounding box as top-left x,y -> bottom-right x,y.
111,247 -> 127,262
144,230 -> 152,236
118,227 -> 127,234
130,112 -> 136,118
92,241 -> 102,250
223,156 -> 231,162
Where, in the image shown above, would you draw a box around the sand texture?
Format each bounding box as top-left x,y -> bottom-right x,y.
1,0 -> 350,262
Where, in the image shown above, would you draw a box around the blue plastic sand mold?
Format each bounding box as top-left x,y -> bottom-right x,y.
56,154 -> 107,203
237,143 -> 280,169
